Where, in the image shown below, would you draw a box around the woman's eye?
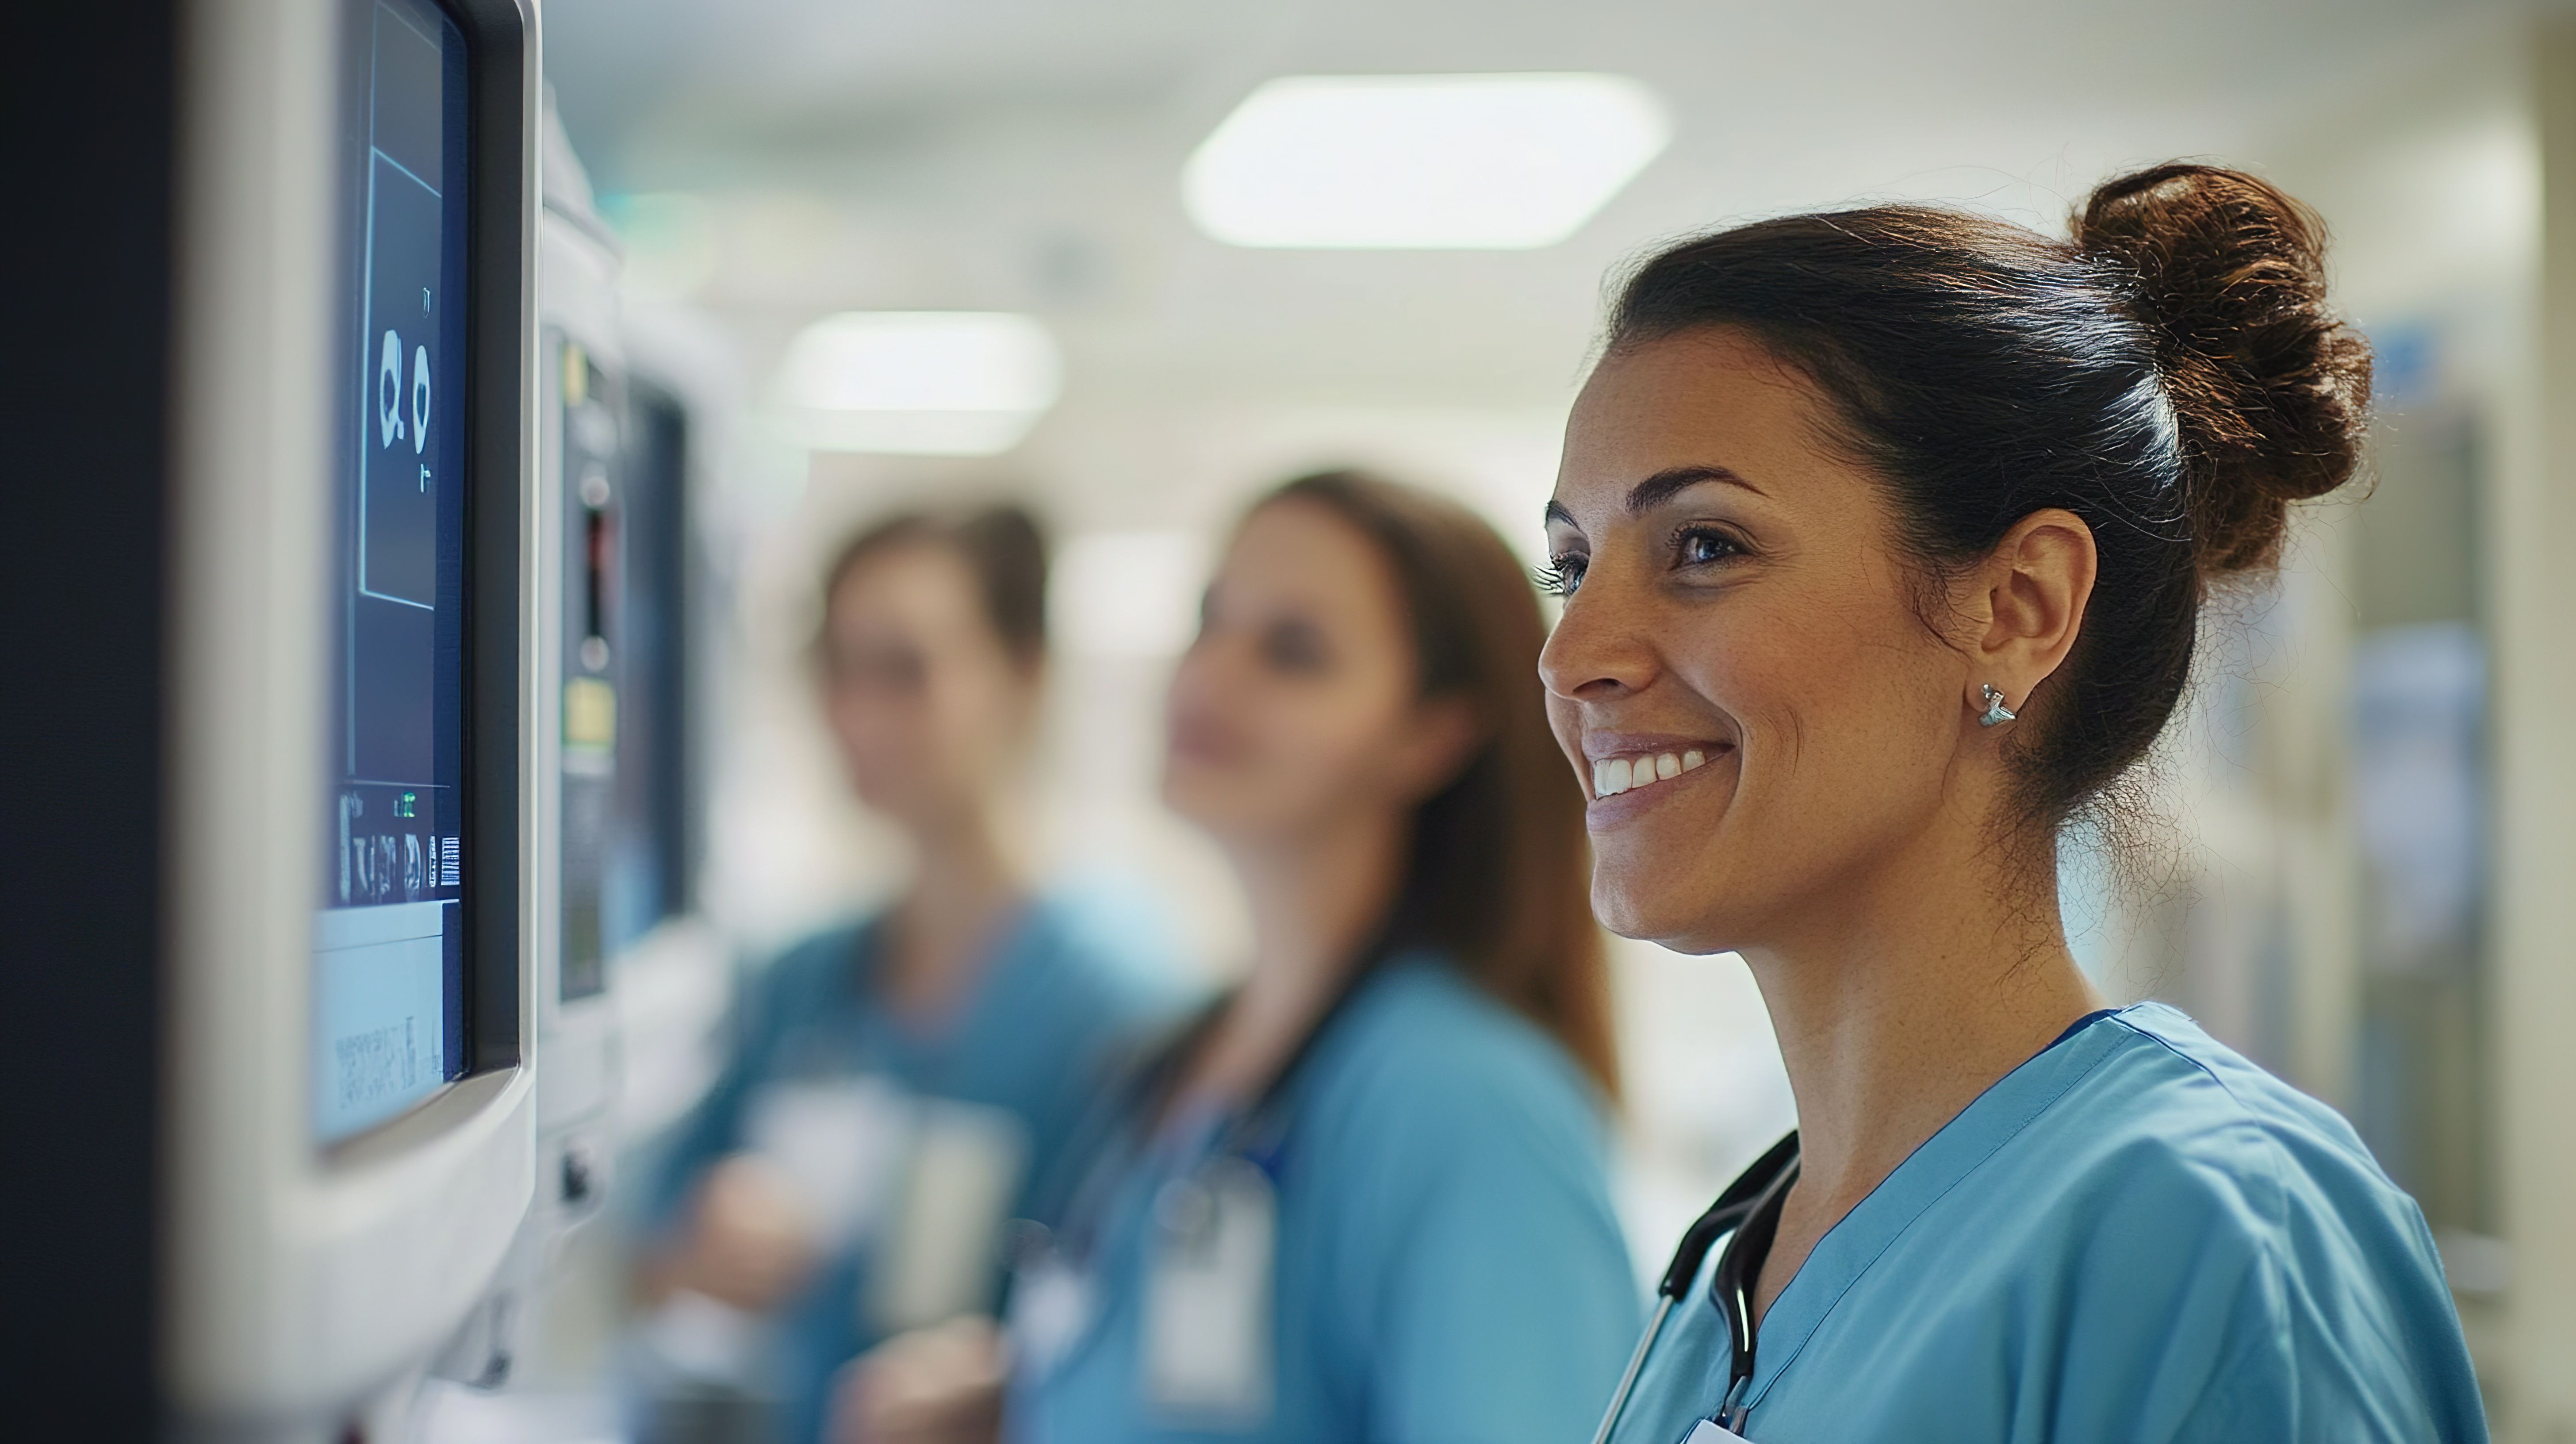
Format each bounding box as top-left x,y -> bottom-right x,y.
1537,553 -> 1587,597
832,644 -> 928,694
1675,526 -> 1744,568
1260,618 -> 1329,673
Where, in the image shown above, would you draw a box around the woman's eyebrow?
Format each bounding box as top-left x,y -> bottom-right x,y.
1545,464 -> 1765,530
1627,465 -> 1762,511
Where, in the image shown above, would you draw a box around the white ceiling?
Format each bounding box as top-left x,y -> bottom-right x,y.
543,0 -> 2519,531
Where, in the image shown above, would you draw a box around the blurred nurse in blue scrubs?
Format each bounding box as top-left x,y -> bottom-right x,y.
1546,164 -> 2484,1442
838,471 -> 1640,1444
643,505 -> 1181,1444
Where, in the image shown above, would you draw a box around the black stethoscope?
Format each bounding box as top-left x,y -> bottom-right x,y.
1588,1131 -> 1802,1444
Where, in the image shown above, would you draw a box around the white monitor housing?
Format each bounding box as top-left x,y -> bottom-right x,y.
163,0 -> 544,1432
511,91 -> 630,1276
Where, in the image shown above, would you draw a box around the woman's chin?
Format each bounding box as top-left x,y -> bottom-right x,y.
1159,776 -> 1265,843
1588,852 -> 1758,954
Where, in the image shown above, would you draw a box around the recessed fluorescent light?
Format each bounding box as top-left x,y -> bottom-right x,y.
777,311 -> 1063,456
1183,73 -> 1671,250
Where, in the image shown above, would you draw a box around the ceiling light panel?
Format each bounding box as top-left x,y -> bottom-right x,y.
1183,73 -> 1671,250
777,311 -> 1063,456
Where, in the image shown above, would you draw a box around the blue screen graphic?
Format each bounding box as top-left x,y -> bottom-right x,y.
315,0 -> 471,1144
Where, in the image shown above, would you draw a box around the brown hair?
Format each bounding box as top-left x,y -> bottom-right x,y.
814,503 -> 1050,670
1606,162 -> 2372,833
1264,471 -> 1618,1098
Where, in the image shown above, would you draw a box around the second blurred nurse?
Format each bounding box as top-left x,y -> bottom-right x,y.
841,472 -> 1639,1444
643,505 -> 1181,1444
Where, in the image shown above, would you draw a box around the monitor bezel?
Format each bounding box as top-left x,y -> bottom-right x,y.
455,0 -> 525,1086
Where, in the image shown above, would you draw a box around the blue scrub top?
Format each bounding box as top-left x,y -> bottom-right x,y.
1605,1003 -> 2488,1444
646,886 -> 1187,1444
1008,956 -> 1643,1444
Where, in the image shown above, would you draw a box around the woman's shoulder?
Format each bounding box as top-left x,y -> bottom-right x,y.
2040,1004 -> 2417,1235
1991,1006 -> 2464,1367
1952,1005 -> 2486,1438
1303,957 -> 1610,1159
1291,957 -> 1629,1290
1005,881 -> 1196,1026
749,917 -> 874,1004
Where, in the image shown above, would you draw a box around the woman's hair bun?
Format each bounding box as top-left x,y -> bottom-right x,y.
2076,163 -> 2374,576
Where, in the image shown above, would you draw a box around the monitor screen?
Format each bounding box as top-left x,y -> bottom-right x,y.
607,381 -> 697,950
556,340 -> 619,1004
314,0 -> 472,1144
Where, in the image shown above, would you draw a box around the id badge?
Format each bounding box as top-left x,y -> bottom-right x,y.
1008,1248 -> 1095,1380
1141,1157 -> 1275,1423
742,1074 -> 912,1252
1683,1420 -> 1750,1442
866,1098 -> 1030,1334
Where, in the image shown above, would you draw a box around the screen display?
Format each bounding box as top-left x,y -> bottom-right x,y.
314,0 -> 471,1144
558,339 -> 619,1003
608,381 -> 696,950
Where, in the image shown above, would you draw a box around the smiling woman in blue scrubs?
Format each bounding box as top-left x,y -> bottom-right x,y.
834,472 -> 1639,1444
1539,165 -> 2487,1442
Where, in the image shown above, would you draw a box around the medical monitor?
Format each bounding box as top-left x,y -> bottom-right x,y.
156,0 -> 540,1422
316,0 -> 476,1144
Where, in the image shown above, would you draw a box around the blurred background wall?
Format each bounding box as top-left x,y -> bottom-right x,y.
502,2 -> 2576,1437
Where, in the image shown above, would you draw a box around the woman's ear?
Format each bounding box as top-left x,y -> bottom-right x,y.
1010,649 -> 1050,704
1963,508 -> 2097,722
1389,696 -> 1484,803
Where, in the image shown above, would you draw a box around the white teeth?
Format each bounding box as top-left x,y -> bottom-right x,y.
1591,749 -> 1716,799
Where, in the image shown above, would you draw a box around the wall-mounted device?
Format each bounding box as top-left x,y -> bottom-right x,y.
529,89 -> 630,1262
155,0 -> 544,1432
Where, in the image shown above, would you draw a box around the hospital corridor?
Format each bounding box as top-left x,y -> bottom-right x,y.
9,0 -> 2576,1440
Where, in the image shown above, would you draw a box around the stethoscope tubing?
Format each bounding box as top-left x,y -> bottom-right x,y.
1587,1293 -> 1675,1444
1585,1132 -> 1802,1444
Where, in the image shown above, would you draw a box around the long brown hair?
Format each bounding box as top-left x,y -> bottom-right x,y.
1262,471 -> 1617,1098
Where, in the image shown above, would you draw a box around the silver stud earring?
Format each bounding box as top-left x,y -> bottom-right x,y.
1978,684 -> 2017,729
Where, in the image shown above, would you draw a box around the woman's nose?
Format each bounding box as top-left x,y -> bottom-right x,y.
1537,572 -> 1657,703
1165,627 -> 1238,709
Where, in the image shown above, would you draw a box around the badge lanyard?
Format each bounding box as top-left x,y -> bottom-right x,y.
1586,1132 -> 1801,1444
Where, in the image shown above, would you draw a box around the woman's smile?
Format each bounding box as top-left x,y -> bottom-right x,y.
1576,730 -> 1736,829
